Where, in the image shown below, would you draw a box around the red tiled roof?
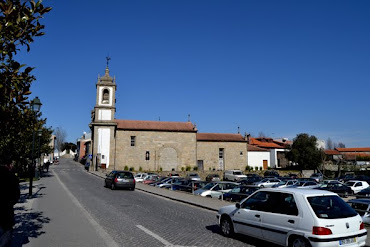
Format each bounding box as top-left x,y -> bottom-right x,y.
249,138 -> 286,149
197,133 -> 246,142
325,150 -> 341,155
247,144 -> 269,152
115,119 -> 197,132
336,148 -> 370,152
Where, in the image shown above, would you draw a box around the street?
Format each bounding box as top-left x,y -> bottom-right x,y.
12,159 -> 277,247
11,158 -> 370,247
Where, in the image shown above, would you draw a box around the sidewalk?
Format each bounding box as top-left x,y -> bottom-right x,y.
88,170 -> 233,212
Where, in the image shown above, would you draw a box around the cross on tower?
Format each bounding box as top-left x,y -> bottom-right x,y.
106,56 -> 111,68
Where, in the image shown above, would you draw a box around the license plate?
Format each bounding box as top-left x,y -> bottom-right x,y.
339,237 -> 356,245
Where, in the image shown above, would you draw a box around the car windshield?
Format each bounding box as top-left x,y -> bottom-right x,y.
346,182 -> 355,186
203,183 -> 216,190
233,171 -> 243,175
307,195 -> 357,219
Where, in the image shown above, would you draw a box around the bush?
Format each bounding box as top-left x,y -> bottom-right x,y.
129,167 -> 134,171
139,166 -> 143,171
259,167 -> 262,170
124,165 -> 129,171
193,166 -> 198,171
254,167 -> 258,171
186,166 -> 191,171
181,167 -> 185,171
160,167 -> 163,172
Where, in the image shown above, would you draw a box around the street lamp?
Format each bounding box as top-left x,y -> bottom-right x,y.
28,97 -> 42,198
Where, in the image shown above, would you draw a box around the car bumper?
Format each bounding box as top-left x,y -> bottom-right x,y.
307,231 -> 367,247
115,182 -> 135,189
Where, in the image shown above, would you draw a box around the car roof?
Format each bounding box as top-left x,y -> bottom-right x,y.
258,187 -> 336,196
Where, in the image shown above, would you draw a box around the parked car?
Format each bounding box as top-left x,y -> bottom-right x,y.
357,187 -> 370,199
168,173 -> 180,177
348,199 -> 370,224
221,185 -> 259,202
239,176 -> 262,185
217,188 -> 367,247
157,177 -> 183,189
317,182 -> 353,198
272,179 -> 298,188
104,170 -> 135,190
223,170 -> 247,181
134,173 -> 148,183
174,180 -> 208,193
263,170 -> 279,177
194,181 -> 239,198
345,180 -> 370,194
205,174 -> 221,182
337,173 -> 356,183
150,177 -> 172,187
143,175 -> 161,184
254,178 -> 281,188
310,173 -> 324,183
185,173 -> 201,181
287,180 -> 320,189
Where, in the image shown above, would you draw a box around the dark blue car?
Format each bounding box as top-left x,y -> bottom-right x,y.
220,185 -> 259,202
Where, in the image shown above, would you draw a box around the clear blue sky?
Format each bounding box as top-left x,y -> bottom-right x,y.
20,0 -> 370,147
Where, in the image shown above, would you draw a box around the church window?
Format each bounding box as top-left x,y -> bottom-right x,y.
102,89 -> 109,104
145,151 -> 150,160
131,136 -> 136,146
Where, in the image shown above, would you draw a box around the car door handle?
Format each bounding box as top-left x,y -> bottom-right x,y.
288,220 -> 295,224
255,214 -> 260,218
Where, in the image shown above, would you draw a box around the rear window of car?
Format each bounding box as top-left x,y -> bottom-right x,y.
117,172 -> 134,179
233,171 -> 243,175
307,195 -> 357,219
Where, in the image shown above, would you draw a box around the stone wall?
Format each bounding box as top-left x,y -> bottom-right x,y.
113,130 -> 197,171
196,141 -> 247,171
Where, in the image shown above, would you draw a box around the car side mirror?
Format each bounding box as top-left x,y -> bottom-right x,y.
236,202 -> 241,209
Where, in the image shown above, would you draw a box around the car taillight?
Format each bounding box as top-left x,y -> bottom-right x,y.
114,178 -> 118,183
360,222 -> 365,230
133,179 -> 136,184
312,226 -> 332,235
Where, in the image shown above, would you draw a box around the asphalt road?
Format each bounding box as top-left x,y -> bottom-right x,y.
15,158 -> 370,247
36,159 -> 278,247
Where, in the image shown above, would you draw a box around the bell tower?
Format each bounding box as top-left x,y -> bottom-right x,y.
90,58 -> 117,171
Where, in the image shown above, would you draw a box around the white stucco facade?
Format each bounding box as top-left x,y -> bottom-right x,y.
248,151 -> 270,170
98,128 -> 111,168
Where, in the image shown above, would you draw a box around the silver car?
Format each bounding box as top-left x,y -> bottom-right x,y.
104,170 -> 135,190
194,182 -> 239,198
254,178 -> 281,188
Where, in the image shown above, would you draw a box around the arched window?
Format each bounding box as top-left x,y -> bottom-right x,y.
102,88 -> 109,104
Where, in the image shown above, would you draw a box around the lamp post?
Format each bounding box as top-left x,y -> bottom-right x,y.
29,97 -> 42,198
38,129 -> 42,177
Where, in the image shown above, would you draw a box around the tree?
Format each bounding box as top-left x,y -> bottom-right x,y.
337,142 -> 346,148
54,127 -> 67,156
286,133 -> 324,170
326,137 -> 333,150
61,142 -> 77,152
0,0 -> 51,165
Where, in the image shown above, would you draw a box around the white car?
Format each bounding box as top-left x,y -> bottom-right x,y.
254,178 -> 281,188
345,180 -> 370,194
194,182 -> 239,198
272,179 -> 299,188
134,173 -> 147,182
217,188 -> 367,247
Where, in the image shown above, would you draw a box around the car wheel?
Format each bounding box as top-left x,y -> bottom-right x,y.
290,236 -> 311,247
260,185 -> 264,188
220,216 -> 234,237
111,183 -> 116,190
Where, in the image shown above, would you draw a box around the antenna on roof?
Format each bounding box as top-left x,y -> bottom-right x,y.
106,55 -> 111,68
238,126 -> 240,134
188,114 -> 191,122
158,116 -> 160,121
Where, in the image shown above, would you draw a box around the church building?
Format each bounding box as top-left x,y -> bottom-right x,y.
89,66 -> 248,172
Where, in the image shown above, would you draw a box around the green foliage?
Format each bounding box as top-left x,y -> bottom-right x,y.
0,0 -> 51,166
129,167 -> 134,171
254,167 -> 258,171
193,166 -> 198,171
159,167 -> 163,172
286,133 -> 324,170
186,166 -> 191,171
139,166 -> 142,171
259,167 -> 262,171
181,167 -> 185,171
124,165 -> 129,171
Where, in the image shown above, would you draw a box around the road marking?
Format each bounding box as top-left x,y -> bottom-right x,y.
136,225 -> 196,247
53,170 -> 120,247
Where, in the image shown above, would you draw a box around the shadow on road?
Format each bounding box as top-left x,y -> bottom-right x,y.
205,224 -> 280,247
